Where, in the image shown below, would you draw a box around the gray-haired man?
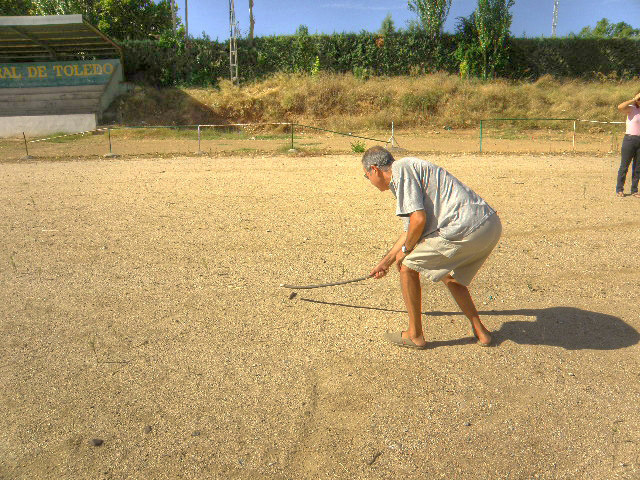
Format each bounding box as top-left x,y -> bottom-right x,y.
363,146 -> 502,349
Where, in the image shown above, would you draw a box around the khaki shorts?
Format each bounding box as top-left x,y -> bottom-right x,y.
403,213 -> 502,286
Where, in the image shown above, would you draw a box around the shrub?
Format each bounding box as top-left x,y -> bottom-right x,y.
351,140 -> 366,153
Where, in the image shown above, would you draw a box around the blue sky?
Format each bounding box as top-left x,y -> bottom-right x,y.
179,0 -> 638,41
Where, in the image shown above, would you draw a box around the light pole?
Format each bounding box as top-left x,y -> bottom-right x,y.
229,0 -> 239,84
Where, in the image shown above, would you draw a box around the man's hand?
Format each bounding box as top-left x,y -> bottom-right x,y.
370,259 -> 391,279
395,250 -> 407,271
634,92 -> 640,102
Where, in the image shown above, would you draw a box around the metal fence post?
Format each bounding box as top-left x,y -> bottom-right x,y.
479,120 -> 483,153
573,120 -> 576,150
198,125 -> 201,154
104,127 -> 118,157
23,132 -> 29,157
290,122 -> 294,150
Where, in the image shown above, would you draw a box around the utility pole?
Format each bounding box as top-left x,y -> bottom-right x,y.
552,0 -> 559,37
171,0 -> 176,35
249,0 -> 255,47
185,0 -> 188,38
229,0 -> 239,85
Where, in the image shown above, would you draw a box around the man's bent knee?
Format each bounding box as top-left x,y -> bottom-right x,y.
441,274 -> 458,285
399,264 -> 419,276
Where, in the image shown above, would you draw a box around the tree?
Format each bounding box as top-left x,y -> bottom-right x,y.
379,13 -> 395,36
408,0 -> 452,42
0,0 -> 34,15
454,0 -> 514,79
577,18 -> 640,38
292,25 -> 314,73
30,0 -> 97,22
27,0 -> 175,40
96,0 -> 174,40
475,0 -> 514,79
453,12 -> 481,78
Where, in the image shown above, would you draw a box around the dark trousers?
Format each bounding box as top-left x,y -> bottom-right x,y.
617,134 -> 640,194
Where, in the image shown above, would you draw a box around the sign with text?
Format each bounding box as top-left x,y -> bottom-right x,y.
0,59 -> 120,88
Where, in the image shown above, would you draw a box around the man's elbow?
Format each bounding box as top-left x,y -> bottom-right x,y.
412,211 -> 427,229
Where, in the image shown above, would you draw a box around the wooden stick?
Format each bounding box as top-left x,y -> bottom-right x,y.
280,275 -> 372,290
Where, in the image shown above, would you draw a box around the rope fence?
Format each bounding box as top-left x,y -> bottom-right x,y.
27,127 -> 109,143
18,122 -> 393,158
197,122 -> 292,153
479,117 -> 625,153
14,117 -> 627,157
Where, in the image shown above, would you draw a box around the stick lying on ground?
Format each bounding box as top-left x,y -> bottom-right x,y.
280,274 -> 372,290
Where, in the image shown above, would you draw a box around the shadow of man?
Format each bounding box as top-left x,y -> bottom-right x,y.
298,298 -> 639,350
486,307 -> 639,350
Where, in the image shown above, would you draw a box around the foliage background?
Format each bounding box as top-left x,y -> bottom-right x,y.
119,33 -> 640,87
1,0 -> 175,40
3,1 -> 639,87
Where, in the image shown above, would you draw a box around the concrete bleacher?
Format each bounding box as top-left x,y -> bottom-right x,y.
0,15 -> 125,138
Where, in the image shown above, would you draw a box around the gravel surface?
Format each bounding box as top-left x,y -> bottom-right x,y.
1,152 -> 639,479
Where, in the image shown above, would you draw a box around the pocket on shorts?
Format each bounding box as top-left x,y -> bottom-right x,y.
433,237 -> 462,258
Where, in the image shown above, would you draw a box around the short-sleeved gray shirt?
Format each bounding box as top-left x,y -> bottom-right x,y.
389,157 -> 495,241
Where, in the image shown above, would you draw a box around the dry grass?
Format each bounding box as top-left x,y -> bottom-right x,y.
110,73 -> 640,131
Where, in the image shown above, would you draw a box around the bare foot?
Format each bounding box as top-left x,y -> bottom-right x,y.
402,330 -> 427,347
470,321 -> 492,346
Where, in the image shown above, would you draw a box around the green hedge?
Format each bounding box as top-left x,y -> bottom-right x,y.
243,31 -> 459,78
119,34 -> 640,87
120,38 -> 228,86
508,38 -> 640,79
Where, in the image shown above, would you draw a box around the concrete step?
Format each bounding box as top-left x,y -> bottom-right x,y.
0,101 -> 100,116
0,84 -> 104,116
0,92 -> 103,102
0,109 -> 98,117
0,85 -> 105,95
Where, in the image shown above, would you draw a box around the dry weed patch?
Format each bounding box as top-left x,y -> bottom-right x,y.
108,74 -> 640,131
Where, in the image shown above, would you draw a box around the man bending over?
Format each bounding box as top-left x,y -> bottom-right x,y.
363,146 -> 502,349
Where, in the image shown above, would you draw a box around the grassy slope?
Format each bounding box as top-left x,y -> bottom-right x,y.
110,73 -> 638,132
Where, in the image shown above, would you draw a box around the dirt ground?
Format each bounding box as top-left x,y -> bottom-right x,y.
1,147 -> 639,479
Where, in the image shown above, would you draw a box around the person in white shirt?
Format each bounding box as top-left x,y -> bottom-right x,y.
616,92 -> 640,197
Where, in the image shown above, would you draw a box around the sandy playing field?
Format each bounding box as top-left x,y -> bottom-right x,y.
1,150 -> 639,479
